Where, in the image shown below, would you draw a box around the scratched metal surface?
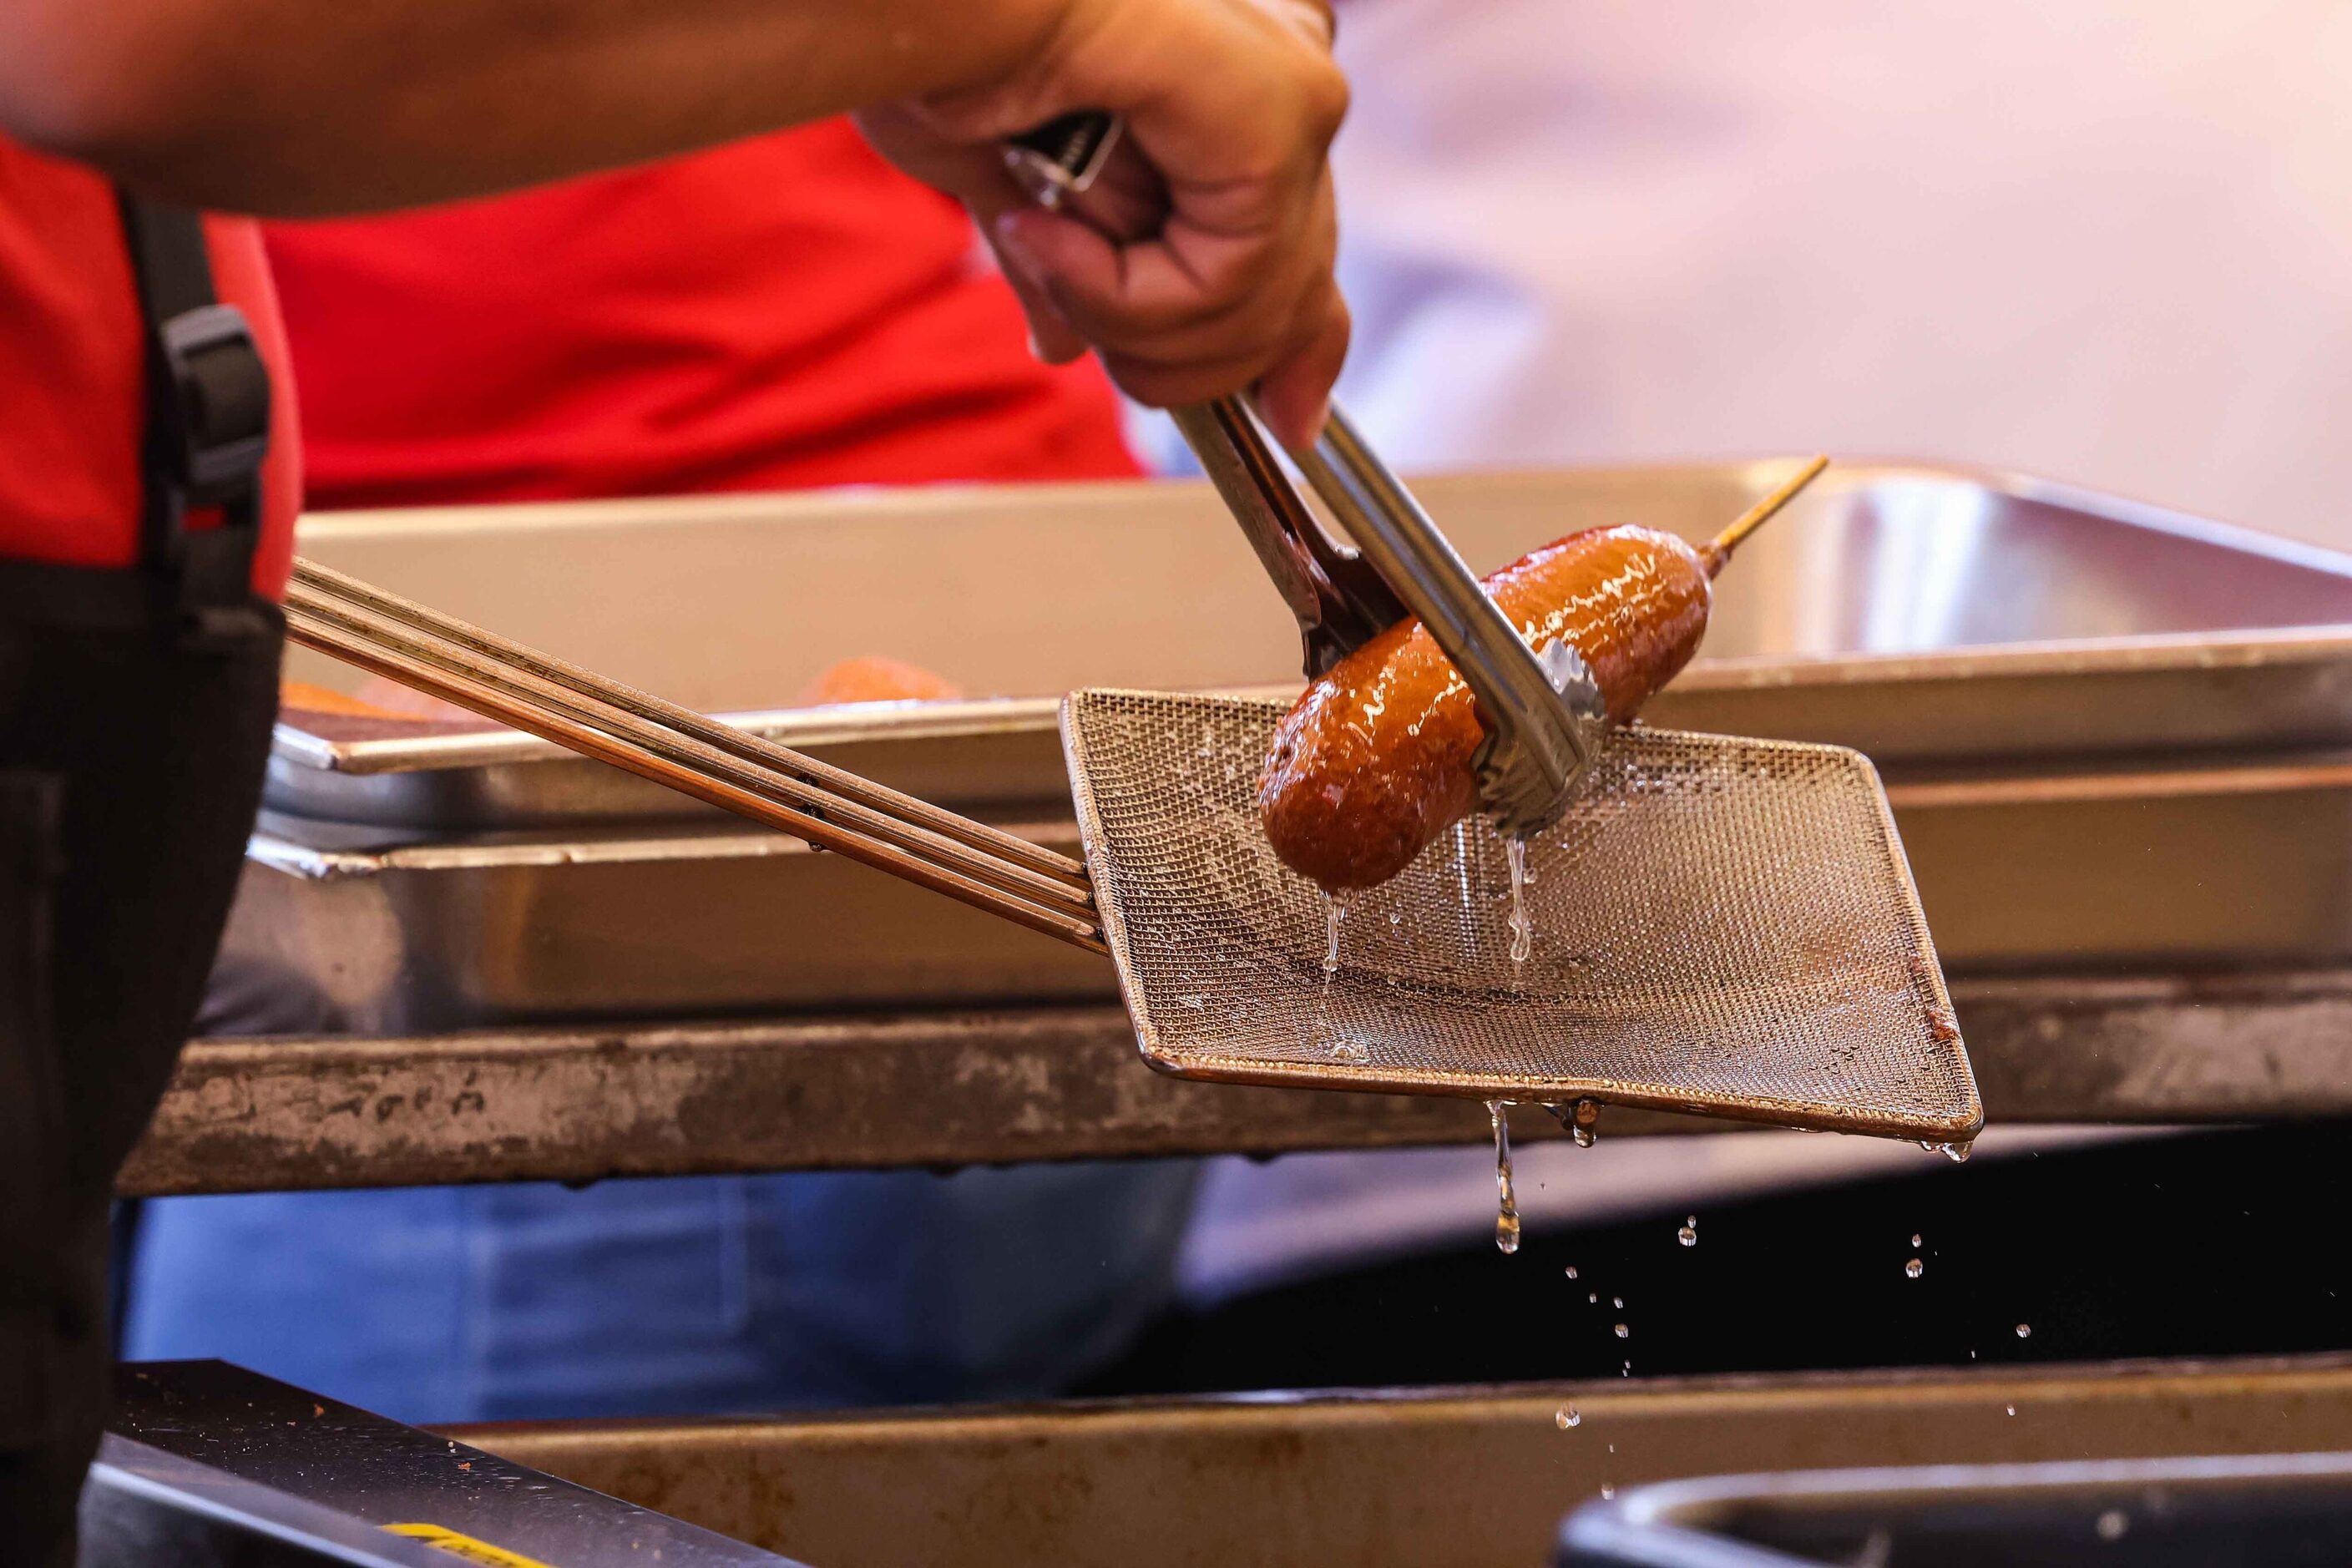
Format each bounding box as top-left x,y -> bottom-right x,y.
453,1355 -> 2352,1568
124,968 -> 2352,1195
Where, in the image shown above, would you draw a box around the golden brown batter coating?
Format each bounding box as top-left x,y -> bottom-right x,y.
1257,524 -> 1715,891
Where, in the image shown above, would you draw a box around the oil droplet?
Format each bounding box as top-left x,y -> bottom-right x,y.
1905,1258 -> 1924,1279
1614,1323 -> 1630,1339
1588,1292 -> 1598,1304
1328,1038 -> 1369,1064
1553,1098 -> 1601,1149
2006,1404 -> 2017,1416
1600,1484 -> 1616,1500
1910,1233 -> 1923,1247
1565,1265 -> 1579,1280
2096,1510 -> 2128,1542
1488,1100 -> 1520,1255
2016,1323 -> 2032,1339
1505,837 -> 1534,965
1388,908 -> 1403,928
1555,1405 -> 1581,1429
1612,1297 -> 1624,1309
1677,1215 -> 1697,1247
1306,897 -> 1343,1053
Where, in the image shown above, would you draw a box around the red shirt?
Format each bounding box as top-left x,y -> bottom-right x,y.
267,120 -> 1137,507
0,137 -> 301,598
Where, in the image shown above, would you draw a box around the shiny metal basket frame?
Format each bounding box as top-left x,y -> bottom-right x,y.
1062,689 -> 1982,1141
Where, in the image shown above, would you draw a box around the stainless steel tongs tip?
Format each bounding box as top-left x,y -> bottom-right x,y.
1176,397 -> 1601,842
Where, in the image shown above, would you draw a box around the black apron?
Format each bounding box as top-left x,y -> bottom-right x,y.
0,195 -> 284,1567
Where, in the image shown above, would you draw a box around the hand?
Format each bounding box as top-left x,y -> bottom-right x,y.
855,0 -> 1349,449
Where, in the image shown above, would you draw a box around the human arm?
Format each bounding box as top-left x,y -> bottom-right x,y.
856,0 -> 1348,443
0,0 -> 1079,213
1,0 -> 1348,443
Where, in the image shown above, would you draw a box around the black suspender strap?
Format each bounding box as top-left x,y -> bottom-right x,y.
114,191 -> 272,636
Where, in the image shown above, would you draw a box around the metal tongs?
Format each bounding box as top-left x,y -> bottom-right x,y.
282,560 -> 1110,953
1177,397 -> 1604,841
1009,112 -> 1601,839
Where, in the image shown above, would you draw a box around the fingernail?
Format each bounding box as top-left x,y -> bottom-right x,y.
992,211 -> 1043,283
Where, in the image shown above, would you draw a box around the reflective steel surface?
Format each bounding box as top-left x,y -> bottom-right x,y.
1562,1450 -> 2352,1566
224,463 -> 2352,1031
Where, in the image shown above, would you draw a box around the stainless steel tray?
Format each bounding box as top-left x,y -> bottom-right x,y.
267,461 -> 2352,825
225,463 -> 2352,1032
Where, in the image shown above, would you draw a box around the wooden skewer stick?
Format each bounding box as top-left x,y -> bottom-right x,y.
1702,453 -> 1830,575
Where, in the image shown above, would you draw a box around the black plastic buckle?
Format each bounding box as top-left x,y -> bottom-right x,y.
156,302 -> 271,503
149,303 -> 273,640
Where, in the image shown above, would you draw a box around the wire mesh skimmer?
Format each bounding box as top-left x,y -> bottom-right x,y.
1065,689 -> 1977,1141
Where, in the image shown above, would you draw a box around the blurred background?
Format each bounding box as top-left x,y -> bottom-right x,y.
1314,0 -> 2352,549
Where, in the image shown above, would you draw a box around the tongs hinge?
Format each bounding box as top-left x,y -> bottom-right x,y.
1171,399 -> 1404,679
1175,397 -> 1601,840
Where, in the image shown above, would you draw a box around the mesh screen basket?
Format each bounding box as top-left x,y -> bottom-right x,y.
1060,689 -> 1980,1141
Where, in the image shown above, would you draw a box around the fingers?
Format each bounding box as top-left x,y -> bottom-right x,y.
1253,277 -> 1350,451
859,0 -> 1353,419
992,162 -> 1343,431
1035,0 -> 1348,422
984,227 -> 1090,363
857,104 -> 1092,363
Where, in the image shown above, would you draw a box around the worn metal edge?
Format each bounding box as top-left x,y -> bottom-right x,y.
448,1350 -> 2352,1449
1056,691 -> 1163,1080
121,967 -> 2352,1196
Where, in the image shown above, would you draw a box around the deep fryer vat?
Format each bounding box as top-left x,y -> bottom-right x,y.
453,1356 -> 2352,1568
